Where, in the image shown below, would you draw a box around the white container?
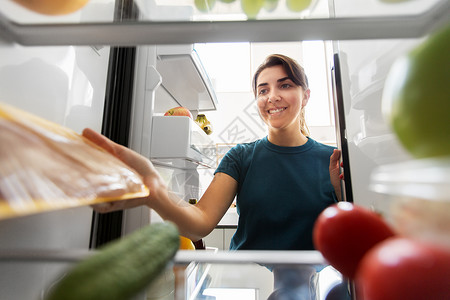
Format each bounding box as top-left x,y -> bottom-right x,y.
150,116 -> 216,169
370,157 -> 450,248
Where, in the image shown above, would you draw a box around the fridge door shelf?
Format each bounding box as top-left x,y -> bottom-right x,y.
150,116 -> 216,170
0,0 -> 448,46
156,45 -> 218,112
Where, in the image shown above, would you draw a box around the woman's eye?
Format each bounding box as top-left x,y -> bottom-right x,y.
258,89 -> 267,95
281,83 -> 291,89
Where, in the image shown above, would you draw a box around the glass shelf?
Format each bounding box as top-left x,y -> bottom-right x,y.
0,249 -> 345,300
0,0 -> 448,46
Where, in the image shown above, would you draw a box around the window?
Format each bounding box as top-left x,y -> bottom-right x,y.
195,41 -> 336,147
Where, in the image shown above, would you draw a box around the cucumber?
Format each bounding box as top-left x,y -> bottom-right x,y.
46,222 -> 180,300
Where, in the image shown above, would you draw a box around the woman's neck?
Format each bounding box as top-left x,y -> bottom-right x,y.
267,128 -> 308,147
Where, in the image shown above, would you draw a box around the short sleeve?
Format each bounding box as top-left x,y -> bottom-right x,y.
214,144 -> 243,182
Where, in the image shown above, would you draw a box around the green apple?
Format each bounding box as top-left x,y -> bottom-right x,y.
286,0 -> 312,12
194,0 -> 216,12
382,25 -> 450,158
241,0 -> 263,19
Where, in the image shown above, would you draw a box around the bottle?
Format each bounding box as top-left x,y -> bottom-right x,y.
188,198 -> 206,250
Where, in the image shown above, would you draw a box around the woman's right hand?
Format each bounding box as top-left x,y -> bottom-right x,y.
82,128 -> 234,240
82,128 -> 167,213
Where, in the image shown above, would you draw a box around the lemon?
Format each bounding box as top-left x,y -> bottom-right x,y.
382,25 -> 450,158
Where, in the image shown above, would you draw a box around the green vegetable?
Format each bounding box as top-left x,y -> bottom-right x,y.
46,222 -> 180,300
382,24 -> 450,158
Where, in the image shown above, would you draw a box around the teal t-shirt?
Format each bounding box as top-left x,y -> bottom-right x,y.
215,136 -> 338,251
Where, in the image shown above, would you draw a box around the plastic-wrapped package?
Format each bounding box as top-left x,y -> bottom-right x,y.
0,102 -> 149,220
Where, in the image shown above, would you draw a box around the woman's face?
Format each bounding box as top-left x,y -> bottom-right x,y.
255,65 -> 309,131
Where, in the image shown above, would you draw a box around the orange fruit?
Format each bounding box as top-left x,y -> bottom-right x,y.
179,236 -> 195,250
13,0 -> 90,15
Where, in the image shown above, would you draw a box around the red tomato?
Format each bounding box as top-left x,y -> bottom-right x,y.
356,238 -> 450,300
313,202 -> 395,279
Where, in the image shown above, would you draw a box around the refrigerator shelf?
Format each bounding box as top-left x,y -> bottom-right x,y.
0,248 -> 325,269
174,249 -> 325,266
156,45 -> 218,112
0,0 -> 448,46
0,249 -> 334,300
0,248 -> 93,263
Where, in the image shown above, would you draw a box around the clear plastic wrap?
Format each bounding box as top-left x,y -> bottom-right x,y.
0,102 -> 149,220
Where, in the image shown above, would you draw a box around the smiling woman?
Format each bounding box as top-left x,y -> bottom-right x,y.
78,51 -> 346,299
82,52 -> 343,253
213,53 -> 342,251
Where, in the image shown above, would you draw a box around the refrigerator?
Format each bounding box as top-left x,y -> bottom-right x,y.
0,0 -> 448,299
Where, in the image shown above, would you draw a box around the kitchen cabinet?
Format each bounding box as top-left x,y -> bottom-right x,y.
204,228 -> 236,251
203,229 -> 223,250
204,208 -> 238,250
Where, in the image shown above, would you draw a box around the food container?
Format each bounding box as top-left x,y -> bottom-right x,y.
370,157 -> 450,248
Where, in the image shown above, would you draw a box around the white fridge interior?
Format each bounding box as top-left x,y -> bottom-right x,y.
0,0 -> 449,299
0,43 -> 112,300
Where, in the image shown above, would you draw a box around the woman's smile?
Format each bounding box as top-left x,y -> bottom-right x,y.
268,107 -> 287,115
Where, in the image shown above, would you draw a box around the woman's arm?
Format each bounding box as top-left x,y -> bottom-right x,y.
329,149 -> 343,201
150,172 -> 237,241
82,128 -> 237,241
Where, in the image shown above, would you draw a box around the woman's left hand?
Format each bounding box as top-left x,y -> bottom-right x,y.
329,149 -> 343,201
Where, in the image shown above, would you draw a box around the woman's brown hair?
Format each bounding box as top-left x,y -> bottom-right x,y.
252,54 -> 310,136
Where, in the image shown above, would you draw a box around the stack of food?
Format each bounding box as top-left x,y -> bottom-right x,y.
0,102 -> 149,220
